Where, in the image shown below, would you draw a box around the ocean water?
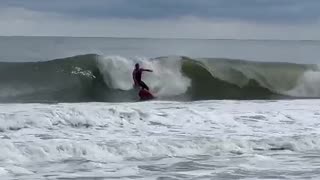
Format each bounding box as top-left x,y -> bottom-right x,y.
0,36 -> 320,179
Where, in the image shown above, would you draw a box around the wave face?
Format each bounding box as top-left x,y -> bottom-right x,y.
0,54 -> 318,102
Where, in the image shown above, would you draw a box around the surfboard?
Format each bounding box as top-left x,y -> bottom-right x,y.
139,89 -> 155,101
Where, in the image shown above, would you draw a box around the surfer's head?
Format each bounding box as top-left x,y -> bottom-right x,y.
135,63 -> 140,69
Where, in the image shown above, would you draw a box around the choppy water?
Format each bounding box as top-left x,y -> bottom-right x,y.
1,100 -> 320,179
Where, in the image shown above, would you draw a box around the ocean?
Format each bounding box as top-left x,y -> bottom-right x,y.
0,36 -> 320,179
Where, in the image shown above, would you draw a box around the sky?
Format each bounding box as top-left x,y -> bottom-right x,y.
0,0 -> 320,40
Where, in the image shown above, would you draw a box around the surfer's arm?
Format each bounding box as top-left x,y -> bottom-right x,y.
142,69 -> 153,72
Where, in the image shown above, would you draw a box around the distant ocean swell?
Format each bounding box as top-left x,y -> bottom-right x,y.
0,54 -> 318,103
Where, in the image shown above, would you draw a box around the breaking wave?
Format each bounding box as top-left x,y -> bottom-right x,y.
0,54 -> 318,102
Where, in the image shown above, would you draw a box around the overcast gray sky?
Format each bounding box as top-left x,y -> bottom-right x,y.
0,0 -> 319,40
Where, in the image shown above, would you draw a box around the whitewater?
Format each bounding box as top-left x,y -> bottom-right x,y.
1,100 -> 320,179
1,36 -> 320,179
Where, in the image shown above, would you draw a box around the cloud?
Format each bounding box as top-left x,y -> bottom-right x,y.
1,0 -> 320,23
0,7 -> 319,40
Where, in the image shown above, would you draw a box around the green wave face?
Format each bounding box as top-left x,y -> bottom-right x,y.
0,54 -> 318,103
181,57 -> 318,100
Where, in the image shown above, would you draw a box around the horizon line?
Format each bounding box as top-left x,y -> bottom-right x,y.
0,35 -> 319,41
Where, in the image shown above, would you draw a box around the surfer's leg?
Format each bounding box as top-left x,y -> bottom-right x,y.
139,81 -> 149,90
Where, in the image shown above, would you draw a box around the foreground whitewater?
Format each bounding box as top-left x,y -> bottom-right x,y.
1,100 -> 320,179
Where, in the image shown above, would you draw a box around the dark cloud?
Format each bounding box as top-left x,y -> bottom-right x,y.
1,0 -> 320,23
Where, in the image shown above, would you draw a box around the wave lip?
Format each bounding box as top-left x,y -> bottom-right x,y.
0,54 -> 318,102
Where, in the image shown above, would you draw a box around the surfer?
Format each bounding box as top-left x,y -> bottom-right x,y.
132,63 -> 153,90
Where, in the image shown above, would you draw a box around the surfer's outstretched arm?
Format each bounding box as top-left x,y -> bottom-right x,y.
142,69 -> 153,72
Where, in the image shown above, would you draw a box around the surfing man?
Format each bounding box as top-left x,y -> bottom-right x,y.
132,63 -> 153,90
